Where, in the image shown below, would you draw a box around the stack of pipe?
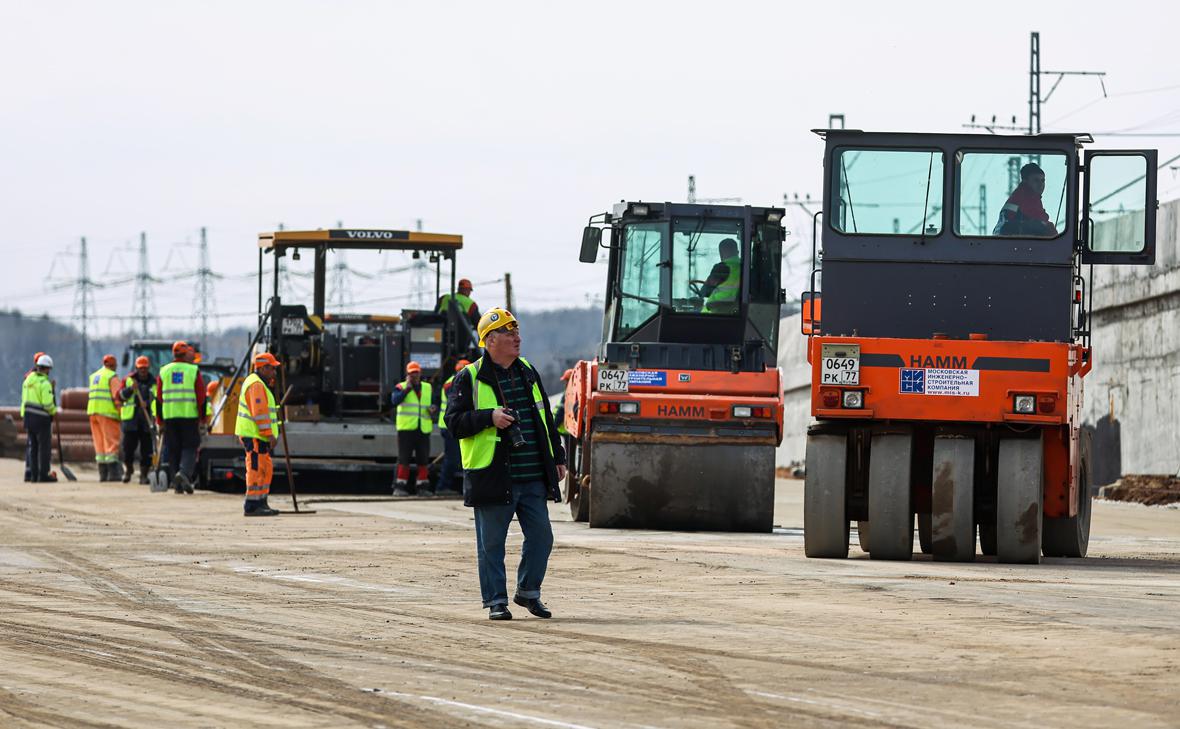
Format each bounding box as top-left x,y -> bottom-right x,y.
0,387 -> 96,461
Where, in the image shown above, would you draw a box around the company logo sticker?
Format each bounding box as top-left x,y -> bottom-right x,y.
900,368 -> 925,394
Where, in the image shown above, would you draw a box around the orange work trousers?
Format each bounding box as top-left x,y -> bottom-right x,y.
89,415 -> 121,464
242,437 -> 273,501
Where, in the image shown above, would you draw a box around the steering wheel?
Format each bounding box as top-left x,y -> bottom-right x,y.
688,279 -> 708,297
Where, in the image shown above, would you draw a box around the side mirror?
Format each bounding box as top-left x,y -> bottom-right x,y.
579,226 -> 602,263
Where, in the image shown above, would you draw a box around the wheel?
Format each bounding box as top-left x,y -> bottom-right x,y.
978,522 -> 997,556
931,436 -> 976,562
867,433 -> 913,561
996,437 -> 1043,564
856,521 -> 871,553
565,436 -> 590,523
804,434 -> 849,558
917,514 -> 932,554
1042,430 -> 1092,558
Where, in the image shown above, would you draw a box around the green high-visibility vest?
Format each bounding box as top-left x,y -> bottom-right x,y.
159,361 -> 200,419
704,256 -> 741,313
396,381 -> 433,434
20,372 -> 57,418
234,373 -> 281,438
438,292 -> 475,316
458,357 -> 553,471
554,395 -> 568,436
86,367 -> 119,418
439,374 -> 455,431
120,379 -> 158,421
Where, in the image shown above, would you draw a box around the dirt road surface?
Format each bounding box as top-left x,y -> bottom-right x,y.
0,458 -> 1177,728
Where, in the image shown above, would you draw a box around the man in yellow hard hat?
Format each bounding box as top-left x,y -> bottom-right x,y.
88,354 -> 124,482
235,352 -> 282,517
391,360 -> 435,496
436,358 -> 471,496
445,307 -> 566,620
118,355 -> 157,484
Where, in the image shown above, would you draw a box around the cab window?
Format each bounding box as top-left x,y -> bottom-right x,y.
832,149 -> 944,235
1089,154 -> 1149,253
616,222 -> 663,338
671,217 -> 742,315
955,151 -> 1067,238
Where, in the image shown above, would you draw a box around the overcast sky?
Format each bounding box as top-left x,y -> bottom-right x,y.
2,0 -> 1178,334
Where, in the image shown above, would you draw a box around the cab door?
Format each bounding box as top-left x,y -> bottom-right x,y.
1080,150 -> 1157,265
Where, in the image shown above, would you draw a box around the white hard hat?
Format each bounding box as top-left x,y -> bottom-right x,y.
36,354 -> 53,368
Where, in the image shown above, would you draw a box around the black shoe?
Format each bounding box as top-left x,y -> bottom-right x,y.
173,473 -> 193,494
392,485 -> 411,497
434,487 -> 462,497
121,464 -> 133,483
488,604 -> 513,620
419,488 -> 436,497
138,468 -> 150,485
98,463 -> 110,482
513,595 -> 552,619
244,507 -> 279,517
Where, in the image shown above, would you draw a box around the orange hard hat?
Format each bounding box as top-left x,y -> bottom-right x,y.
253,352 -> 281,369
172,341 -> 190,356
193,352 -> 203,364
134,356 -> 150,369
406,361 -> 422,374
453,358 -> 471,372
33,351 -> 45,364
102,354 -> 117,367
206,380 -> 220,396
561,368 -> 574,382
458,278 -> 473,290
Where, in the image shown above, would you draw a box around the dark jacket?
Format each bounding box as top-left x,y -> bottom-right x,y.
444,356 -> 566,507
119,371 -> 156,433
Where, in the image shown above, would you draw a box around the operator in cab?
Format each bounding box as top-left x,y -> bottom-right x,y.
700,238 -> 741,314
994,162 -> 1058,237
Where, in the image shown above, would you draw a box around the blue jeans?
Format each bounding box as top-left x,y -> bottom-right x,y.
438,430 -> 463,492
473,480 -> 553,608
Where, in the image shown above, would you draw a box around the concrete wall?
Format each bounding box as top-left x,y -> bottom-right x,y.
774,199 -> 1180,479
1084,199 -> 1180,480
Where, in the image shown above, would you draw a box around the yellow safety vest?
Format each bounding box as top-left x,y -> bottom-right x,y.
234,373 -> 281,439
458,357 -> 553,471
396,381 -> 433,434
86,367 -> 119,418
704,255 -> 741,312
120,378 -> 158,421
159,361 -> 200,419
20,372 -> 57,418
439,375 -> 455,431
438,292 -> 475,315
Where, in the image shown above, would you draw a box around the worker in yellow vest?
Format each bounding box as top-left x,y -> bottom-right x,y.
700,237 -> 741,314
87,354 -> 124,482
444,307 -> 567,620
156,341 -> 206,494
235,352 -> 282,517
436,358 -> 470,496
553,368 -> 573,437
391,361 -> 435,496
21,354 -> 58,482
118,356 -> 157,484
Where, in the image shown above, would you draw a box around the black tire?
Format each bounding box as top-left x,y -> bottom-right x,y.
1042,431 -> 1092,558
867,433 -> 914,561
564,435 -> 590,523
804,434 -> 850,558
997,437 -> 1043,565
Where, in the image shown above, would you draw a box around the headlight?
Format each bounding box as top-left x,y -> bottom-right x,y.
732,405 -> 753,418
1014,395 -> 1036,414
767,211 -> 784,223
842,390 -> 864,409
618,402 -> 639,415
629,203 -> 650,217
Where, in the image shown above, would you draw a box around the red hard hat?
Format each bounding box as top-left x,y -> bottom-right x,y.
172,341 -> 190,356
102,354 -> 117,367
458,278 -> 473,290
135,356 -> 150,369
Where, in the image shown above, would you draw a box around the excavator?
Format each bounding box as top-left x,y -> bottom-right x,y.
563,201 -> 786,531
801,130 -> 1157,562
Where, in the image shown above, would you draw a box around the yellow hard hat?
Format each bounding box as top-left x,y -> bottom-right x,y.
477,307 -> 517,347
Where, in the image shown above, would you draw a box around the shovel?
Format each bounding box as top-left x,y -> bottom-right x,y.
276,385 -> 314,514
50,380 -> 77,482
133,389 -> 169,493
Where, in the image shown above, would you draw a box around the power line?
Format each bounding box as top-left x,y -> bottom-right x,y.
132,231 -> 157,338
194,226 -> 220,342
71,237 -> 98,384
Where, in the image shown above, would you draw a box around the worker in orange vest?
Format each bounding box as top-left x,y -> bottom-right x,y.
88,354 -> 124,482
235,352 -> 282,516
